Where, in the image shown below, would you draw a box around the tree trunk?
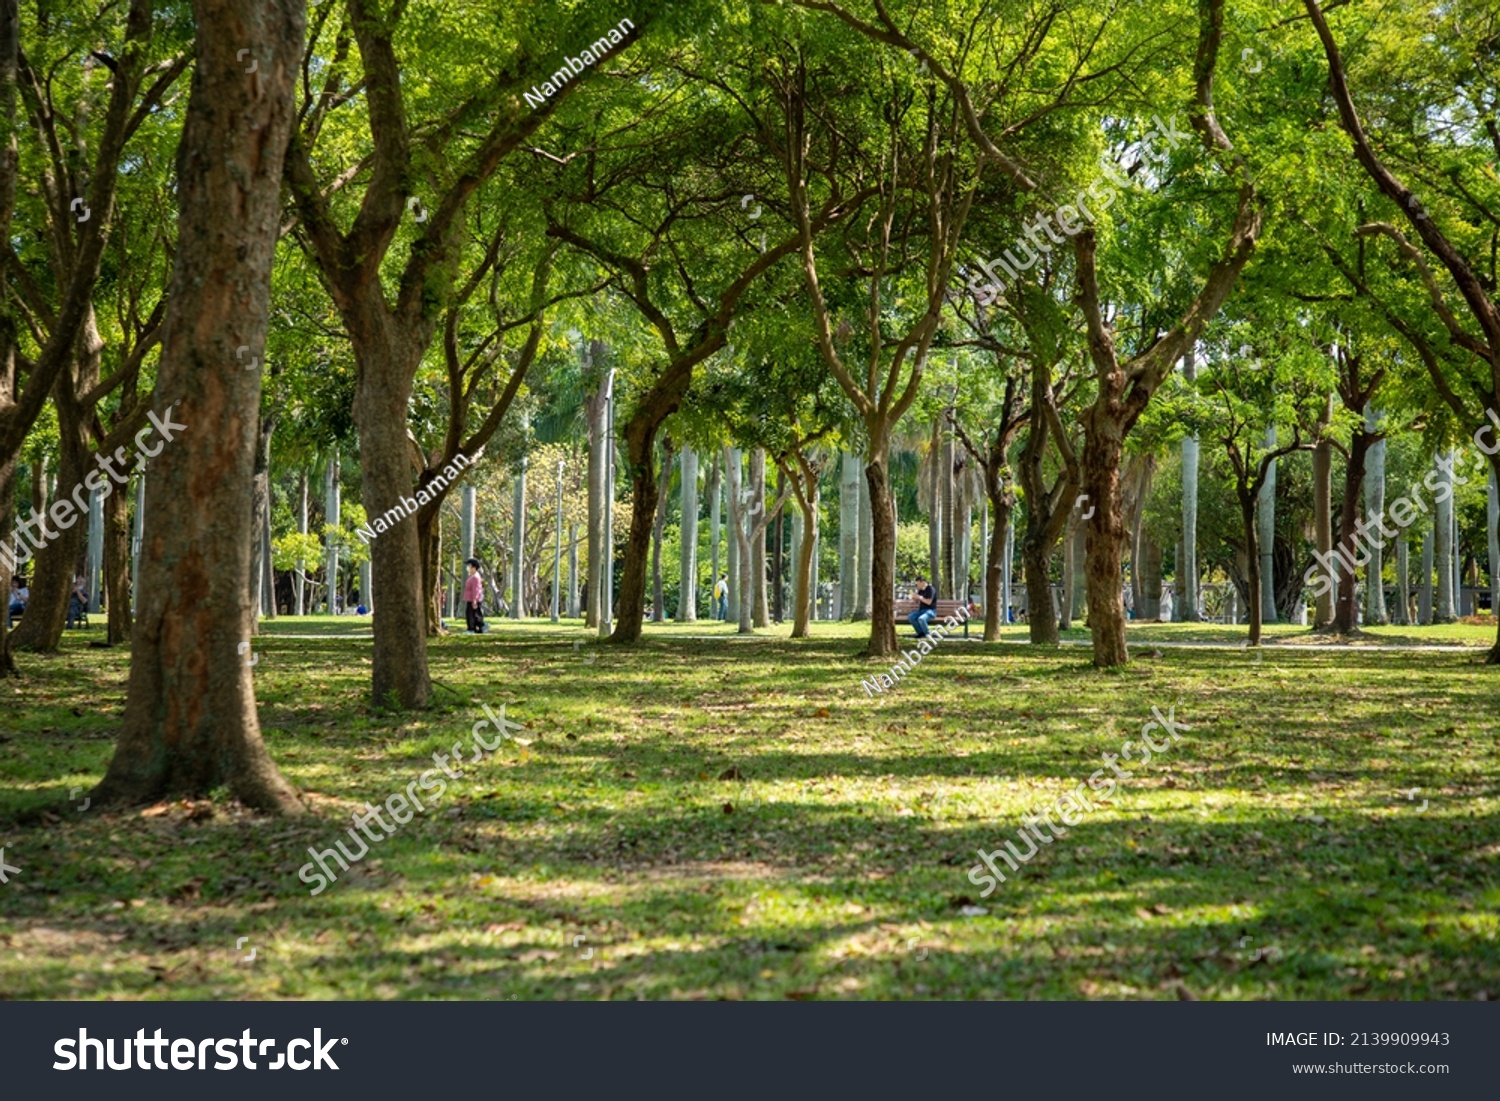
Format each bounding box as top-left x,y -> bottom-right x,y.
0,458 -> 15,675
1434,451 -> 1455,622
864,455 -> 898,657
1418,532 -> 1433,624
1060,514 -> 1076,629
292,468 -> 307,615
926,419 -> 942,590
248,412 -> 274,632
1141,535 -> 1162,619
585,361 -> 608,629
611,423 -> 661,642
791,486 -> 817,638
103,473 -> 131,643
726,451 -> 753,634
676,446 -> 697,621
1241,488 -> 1264,646
568,521 -> 580,617
349,317 -> 431,705
1311,416 -> 1334,627
854,467 -> 872,619
1179,352 -> 1200,620
1363,408 -> 1388,624
839,451 -> 859,618
511,441 -> 527,618
323,456 -> 339,614
10,324 -> 99,651
707,454 -> 720,613
751,448 -> 769,628
1081,418 -> 1129,667
982,494 -> 1010,642
725,446 -> 740,624
417,507 -> 445,634
1070,520 -> 1087,625
95,0 -> 305,813
1488,467 -> 1499,633
1393,533 -> 1410,626
1331,430 -> 1374,634
650,438 -> 672,622
1258,425 -> 1278,625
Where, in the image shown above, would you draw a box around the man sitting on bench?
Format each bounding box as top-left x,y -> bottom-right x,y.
908,575 -> 938,638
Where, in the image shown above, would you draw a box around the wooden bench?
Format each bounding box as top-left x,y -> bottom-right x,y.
892,597 -> 980,638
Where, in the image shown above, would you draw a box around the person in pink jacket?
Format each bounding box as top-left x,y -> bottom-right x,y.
463,557 -> 486,634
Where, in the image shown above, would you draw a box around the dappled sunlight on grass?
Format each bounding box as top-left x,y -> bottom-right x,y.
1,623 -> 1496,999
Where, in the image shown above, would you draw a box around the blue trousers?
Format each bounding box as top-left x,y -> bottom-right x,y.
909,608 -> 936,637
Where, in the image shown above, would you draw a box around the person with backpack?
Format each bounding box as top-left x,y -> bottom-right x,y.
463,557 -> 487,634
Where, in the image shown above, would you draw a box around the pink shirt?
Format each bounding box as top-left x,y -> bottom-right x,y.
463,574 -> 483,603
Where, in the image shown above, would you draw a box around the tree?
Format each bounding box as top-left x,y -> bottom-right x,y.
1075,0 -> 1261,667
1304,0 -> 1500,661
94,0 -> 306,813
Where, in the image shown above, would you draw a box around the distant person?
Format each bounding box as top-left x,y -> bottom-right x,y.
714,574 -> 728,620
463,557 -> 486,634
68,574 -> 88,628
8,577 -> 27,627
908,575 -> 938,638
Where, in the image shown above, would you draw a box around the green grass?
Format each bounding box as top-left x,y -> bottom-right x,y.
0,616 -> 1496,1000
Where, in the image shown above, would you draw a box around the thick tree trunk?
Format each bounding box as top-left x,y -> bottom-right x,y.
1081,420 -> 1128,667
350,316 -> 431,706
676,446 -> 697,621
611,410 -> 660,643
95,0 -> 305,813
864,455 -> 898,657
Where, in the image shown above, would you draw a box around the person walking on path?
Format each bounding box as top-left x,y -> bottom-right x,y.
713,574 -> 729,620
463,557 -> 487,634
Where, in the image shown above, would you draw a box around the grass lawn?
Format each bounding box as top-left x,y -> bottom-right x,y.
1,615 -> 1496,1000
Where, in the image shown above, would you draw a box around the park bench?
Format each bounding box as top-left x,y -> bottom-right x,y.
892,597 -> 979,638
